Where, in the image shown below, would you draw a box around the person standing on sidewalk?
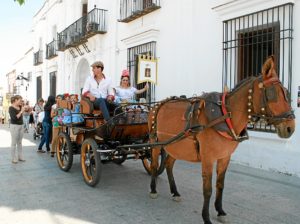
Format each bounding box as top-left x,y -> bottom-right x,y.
23,101 -> 31,133
33,98 -> 44,128
8,95 -> 26,164
37,96 -> 56,153
50,94 -> 64,157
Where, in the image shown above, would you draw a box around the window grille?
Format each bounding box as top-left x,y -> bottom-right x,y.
127,41 -> 156,102
222,3 -> 293,133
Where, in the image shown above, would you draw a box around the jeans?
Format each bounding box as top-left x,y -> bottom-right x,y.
23,115 -> 30,131
38,121 -> 52,151
94,98 -> 110,121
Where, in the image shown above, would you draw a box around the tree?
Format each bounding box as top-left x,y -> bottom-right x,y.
15,0 -> 25,5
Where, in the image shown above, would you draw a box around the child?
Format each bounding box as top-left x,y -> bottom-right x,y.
62,94 -> 84,124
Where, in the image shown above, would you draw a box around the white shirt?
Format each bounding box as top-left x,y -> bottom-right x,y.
82,75 -> 114,98
115,86 -> 137,101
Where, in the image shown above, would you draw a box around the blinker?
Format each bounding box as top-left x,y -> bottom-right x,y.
265,85 -> 278,102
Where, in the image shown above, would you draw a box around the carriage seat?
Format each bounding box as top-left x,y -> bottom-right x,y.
80,96 -> 102,115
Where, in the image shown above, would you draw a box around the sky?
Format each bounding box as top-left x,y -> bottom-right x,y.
0,0 -> 44,81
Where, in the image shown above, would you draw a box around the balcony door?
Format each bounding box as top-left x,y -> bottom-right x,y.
82,3 -> 88,35
49,71 -> 57,96
36,76 -> 42,101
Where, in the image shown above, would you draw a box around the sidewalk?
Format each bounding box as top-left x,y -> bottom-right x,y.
0,123 -> 300,224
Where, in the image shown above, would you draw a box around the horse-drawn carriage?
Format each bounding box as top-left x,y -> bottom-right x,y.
54,97 -> 166,187
54,56 -> 295,224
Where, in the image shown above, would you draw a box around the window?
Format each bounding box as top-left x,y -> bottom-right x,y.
222,3 -> 293,133
36,76 -> 42,100
49,71 -> 57,96
127,41 -> 157,102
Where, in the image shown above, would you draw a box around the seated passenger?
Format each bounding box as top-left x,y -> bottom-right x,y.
82,61 -> 115,121
62,94 -> 84,124
115,69 -> 148,104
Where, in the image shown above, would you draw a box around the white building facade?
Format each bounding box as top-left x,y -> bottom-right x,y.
30,0 -> 300,176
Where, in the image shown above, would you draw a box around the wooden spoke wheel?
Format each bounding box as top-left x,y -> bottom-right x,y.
56,132 -> 73,172
81,138 -> 102,187
142,147 -> 166,176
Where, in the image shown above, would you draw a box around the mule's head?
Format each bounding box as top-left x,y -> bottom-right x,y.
251,56 -> 295,138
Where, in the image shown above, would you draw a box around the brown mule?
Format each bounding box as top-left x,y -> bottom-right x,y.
148,56 -> 295,224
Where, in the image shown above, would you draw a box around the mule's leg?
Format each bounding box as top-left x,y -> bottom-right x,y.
149,147 -> 161,199
214,156 -> 230,219
165,155 -> 181,201
202,161 -> 214,224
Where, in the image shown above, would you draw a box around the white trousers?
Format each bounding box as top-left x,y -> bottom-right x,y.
10,124 -> 24,161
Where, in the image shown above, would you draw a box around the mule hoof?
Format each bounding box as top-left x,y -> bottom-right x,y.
217,215 -> 229,223
172,196 -> 181,202
149,193 -> 158,199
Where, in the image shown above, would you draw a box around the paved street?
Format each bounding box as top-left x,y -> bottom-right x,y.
0,124 -> 300,224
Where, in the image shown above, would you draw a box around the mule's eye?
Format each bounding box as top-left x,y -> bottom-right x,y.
265,85 -> 277,102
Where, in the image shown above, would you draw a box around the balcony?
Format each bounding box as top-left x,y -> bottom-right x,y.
33,50 -> 43,66
119,0 -> 161,23
57,8 -> 107,51
46,40 -> 58,59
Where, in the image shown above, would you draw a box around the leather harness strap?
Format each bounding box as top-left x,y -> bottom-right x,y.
221,91 -> 239,140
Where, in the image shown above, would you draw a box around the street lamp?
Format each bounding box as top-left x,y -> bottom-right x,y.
16,73 -> 29,96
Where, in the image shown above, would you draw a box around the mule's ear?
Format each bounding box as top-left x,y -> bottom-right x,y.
261,55 -> 277,79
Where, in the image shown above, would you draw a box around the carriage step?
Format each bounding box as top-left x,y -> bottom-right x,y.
97,149 -> 114,153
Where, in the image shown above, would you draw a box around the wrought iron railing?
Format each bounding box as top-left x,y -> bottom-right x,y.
57,8 -> 107,51
46,40 -> 58,59
119,0 -> 161,22
33,50 -> 43,66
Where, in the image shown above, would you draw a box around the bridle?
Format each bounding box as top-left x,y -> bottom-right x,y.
247,76 -> 295,125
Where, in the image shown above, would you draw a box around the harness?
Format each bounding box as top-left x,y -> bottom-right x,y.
149,75 -> 295,150
248,76 -> 295,125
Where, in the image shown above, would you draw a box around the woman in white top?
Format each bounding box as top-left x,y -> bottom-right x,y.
115,69 -> 148,103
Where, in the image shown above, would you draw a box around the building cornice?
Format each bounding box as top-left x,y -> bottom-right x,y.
121,29 -> 160,48
211,0 -> 294,20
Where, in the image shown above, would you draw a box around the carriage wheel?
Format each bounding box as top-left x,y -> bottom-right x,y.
142,148 -> 166,176
81,138 -> 102,187
56,132 -> 73,172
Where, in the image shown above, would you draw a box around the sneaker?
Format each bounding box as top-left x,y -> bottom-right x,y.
12,160 -> 18,164
50,152 -> 55,157
18,159 -> 26,162
37,149 -> 46,153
